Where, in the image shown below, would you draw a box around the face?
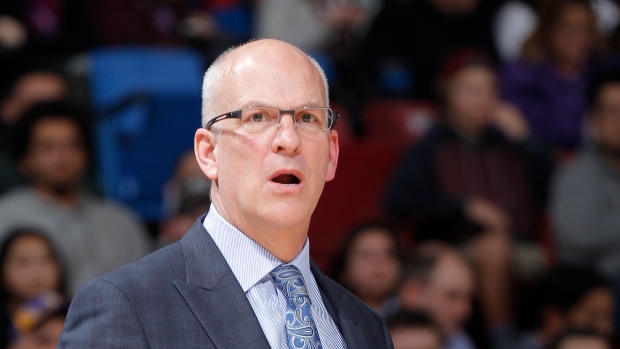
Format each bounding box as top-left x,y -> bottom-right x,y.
10,317 -> 65,349
446,66 -> 498,135
549,4 -> 595,67
1,73 -> 66,125
559,336 -> 610,349
195,41 -> 338,240
3,235 -> 61,302
419,255 -> 474,336
391,327 -> 443,349
592,84 -> 620,154
21,118 -> 87,191
343,229 -> 401,301
565,288 -> 615,337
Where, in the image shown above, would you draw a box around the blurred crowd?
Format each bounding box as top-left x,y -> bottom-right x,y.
0,0 -> 620,348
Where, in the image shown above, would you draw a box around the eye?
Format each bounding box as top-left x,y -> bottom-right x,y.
299,113 -> 316,123
251,113 -> 266,122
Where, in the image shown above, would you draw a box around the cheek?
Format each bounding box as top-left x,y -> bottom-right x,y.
4,264 -> 28,292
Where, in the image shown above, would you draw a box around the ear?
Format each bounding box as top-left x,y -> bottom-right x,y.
194,128 -> 218,181
325,130 -> 339,182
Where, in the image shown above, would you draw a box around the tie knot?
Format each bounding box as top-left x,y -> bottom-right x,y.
270,264 -> 309,300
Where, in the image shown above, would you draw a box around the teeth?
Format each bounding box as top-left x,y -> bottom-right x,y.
272,174 -> 300,185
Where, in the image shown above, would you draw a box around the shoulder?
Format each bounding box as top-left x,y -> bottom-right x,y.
554,150 -> 600,186
0,187 -> 38,208
82,196 -> 144,225
500,60 -> 543,82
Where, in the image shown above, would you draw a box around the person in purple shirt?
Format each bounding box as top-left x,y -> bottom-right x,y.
501,0 -> 603,152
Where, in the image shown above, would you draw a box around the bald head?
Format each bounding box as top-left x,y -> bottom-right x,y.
201,39 -> 329,127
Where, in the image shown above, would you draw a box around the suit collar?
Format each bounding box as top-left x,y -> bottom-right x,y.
174,215 -> 270,348
311,261 -> 376,349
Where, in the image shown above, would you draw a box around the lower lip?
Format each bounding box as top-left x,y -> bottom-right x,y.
267,180 -> 303,193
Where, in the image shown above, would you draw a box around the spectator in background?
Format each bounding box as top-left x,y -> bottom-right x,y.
547,329 -> 611,349
358,0 -> 499,99
551,70 -> 620,281
0,70 -> 67,131
385,50 -> 553,337
159,151 -> 211,246
386,310 -> 445,349
10,292 -> 67,349
494,0 -> 619,62
0,0 -> 96,58
0,101 -> 151,295
0,69 -> 67,195
501,0 -> 603,152
514,267 -> 614,349
397,242 -> 476,349
255,0 -> 379,52
0,229 -> 64,348
332,221 -> 402,317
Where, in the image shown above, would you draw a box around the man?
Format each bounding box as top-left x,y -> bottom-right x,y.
551,70 -> 620,280
384,51 -> 554,342
0,69 -> 67,194
0,101 -> 151,294
58,39 -> 394,348
397,243 -> 476,349
514,267 -> 614,349
387,310 -> 444,349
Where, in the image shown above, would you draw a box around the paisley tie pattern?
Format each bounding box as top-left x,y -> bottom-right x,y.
270,265 -> 323,349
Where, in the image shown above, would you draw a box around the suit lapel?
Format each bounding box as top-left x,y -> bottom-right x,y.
174,217 -> 270,349
311,261 -> 374,349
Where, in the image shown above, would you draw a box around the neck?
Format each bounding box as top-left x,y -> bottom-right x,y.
212,199 -> 308,263
34,183 -> 80,208
447,116 -> 482,141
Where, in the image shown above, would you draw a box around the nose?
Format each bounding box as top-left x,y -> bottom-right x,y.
272,113 -> 301,156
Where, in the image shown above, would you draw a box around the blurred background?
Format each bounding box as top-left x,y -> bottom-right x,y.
1,0 -> 620,348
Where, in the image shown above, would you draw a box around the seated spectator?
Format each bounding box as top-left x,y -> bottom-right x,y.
547,328 -> 611,349
0,69 -> 68,195
385,50 -> 553,334
515,267 -> 614,349
332,221 -> 402,317
0,101 -> 152,295
387,310 -> 445,349
551,70 -> 620,280
358,0 -> 500,99
397,242 -> 476,349
159,151 -> 211,246
10,291 -> 67,349
501,0 -> 605,151
0,229 -> 64,348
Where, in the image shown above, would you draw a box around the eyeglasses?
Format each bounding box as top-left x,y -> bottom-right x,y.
204,106 -> 340,134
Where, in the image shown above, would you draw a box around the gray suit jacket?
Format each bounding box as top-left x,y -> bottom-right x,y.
58,216 -> 394,348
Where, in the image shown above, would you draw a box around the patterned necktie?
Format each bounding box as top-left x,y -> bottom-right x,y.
270,264 -> 323,349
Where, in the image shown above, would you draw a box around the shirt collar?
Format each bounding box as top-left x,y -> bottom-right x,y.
203,204 -> 312,293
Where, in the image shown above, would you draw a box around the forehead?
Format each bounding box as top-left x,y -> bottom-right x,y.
217,44 -> 326,111
430,256 -> 473,288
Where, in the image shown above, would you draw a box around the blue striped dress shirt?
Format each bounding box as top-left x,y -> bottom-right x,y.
203,205 -> 346,349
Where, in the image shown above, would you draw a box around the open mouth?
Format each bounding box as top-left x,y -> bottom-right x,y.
271,173 -> 301,185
